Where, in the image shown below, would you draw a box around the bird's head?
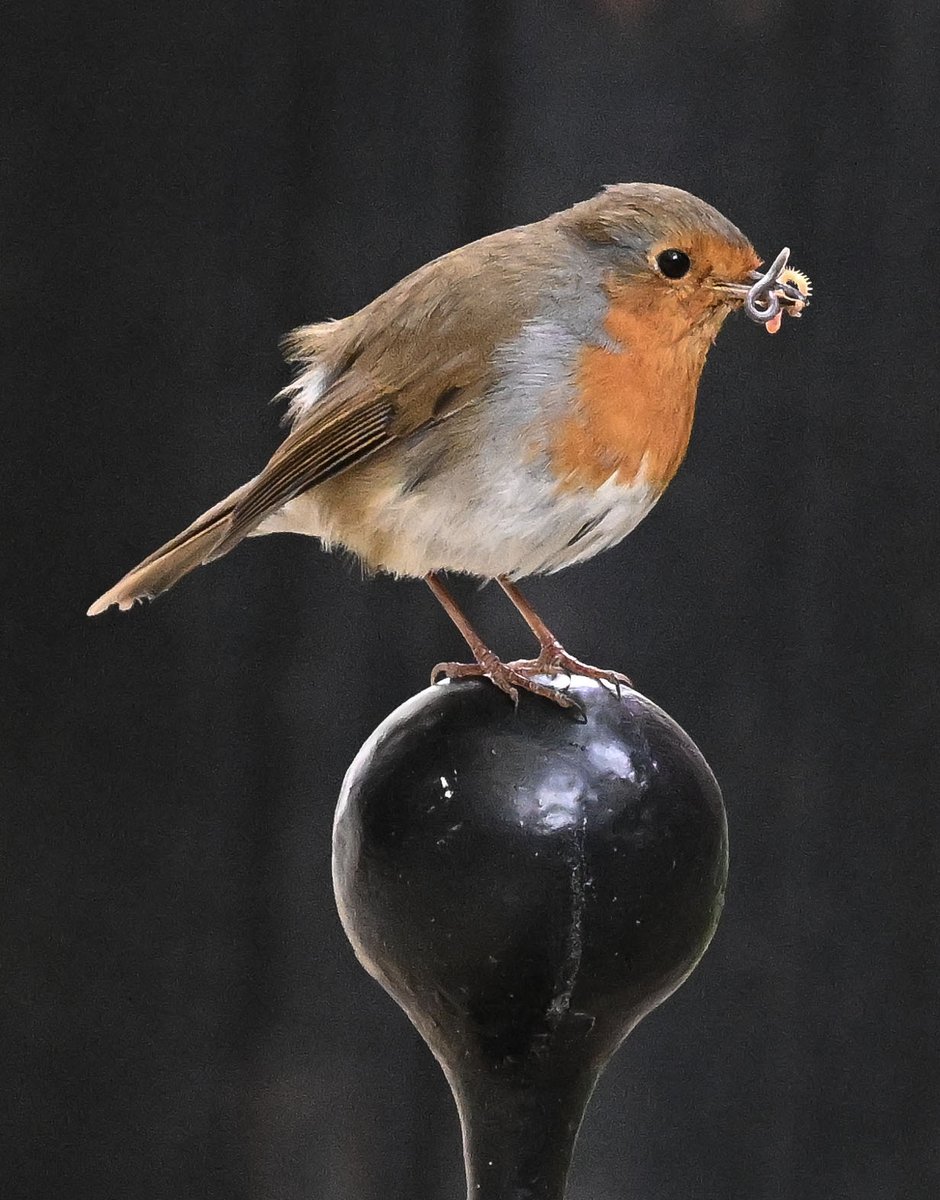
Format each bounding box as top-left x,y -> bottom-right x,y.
560,182 -> 810,342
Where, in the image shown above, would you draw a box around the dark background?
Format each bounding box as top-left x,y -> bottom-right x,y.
3,1 -> 938,1197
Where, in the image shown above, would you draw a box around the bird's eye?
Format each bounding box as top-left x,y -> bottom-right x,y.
656,249 -> 691,280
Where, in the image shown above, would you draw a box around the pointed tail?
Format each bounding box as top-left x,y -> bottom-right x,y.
86,481 -> 255,616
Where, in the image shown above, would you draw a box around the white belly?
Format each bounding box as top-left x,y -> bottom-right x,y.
259,317 -> 664,579
262,450 -> 661,579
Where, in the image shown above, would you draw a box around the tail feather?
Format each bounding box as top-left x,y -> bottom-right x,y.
86,481 -> 254,616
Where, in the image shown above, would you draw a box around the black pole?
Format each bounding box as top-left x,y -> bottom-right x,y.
333,675 -> 728,1200
451,1065 -> 599,1200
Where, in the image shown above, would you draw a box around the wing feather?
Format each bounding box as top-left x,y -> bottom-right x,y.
216,394 -> 397,551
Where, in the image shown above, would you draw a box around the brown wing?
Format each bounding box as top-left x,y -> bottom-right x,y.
87,222 -> 551,614
216,386 -> 399,550
217,224 -> 546,550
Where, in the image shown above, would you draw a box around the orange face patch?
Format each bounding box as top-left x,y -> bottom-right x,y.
549,281 -> 716,492
547,229 -> 760,493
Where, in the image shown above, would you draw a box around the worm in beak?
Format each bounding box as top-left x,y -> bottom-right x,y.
744,248 -> 812,333
716,248 -> 812,333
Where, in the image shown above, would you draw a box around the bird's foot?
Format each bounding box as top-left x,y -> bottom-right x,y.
519,642 -> 633,695
431,651 -> 578,710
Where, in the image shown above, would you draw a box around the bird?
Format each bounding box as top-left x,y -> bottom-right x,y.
87,183 -> 810,707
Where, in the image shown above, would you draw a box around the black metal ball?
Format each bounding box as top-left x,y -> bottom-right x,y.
332,675 -> 728,1199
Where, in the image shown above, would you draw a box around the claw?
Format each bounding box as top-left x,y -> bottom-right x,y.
431,644 -> 630,712
431,658 -> 577,710
523,644 -> 632,696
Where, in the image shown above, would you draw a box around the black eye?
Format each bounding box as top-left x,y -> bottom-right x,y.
656,248 -> 691,279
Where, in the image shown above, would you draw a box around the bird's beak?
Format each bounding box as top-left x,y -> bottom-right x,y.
714,247 -> 812,331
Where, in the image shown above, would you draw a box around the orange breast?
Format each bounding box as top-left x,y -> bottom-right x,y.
549,285 -> 708,492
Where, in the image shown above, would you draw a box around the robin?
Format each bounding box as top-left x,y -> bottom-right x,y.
87,183 -> 810,707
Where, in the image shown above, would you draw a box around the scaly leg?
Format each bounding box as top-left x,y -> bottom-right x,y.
425,573 -> 575,709
496,576 -> 631,691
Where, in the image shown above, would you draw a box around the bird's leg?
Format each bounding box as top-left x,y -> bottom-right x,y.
496,576 -> 632,691
425,573 -> 575,709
